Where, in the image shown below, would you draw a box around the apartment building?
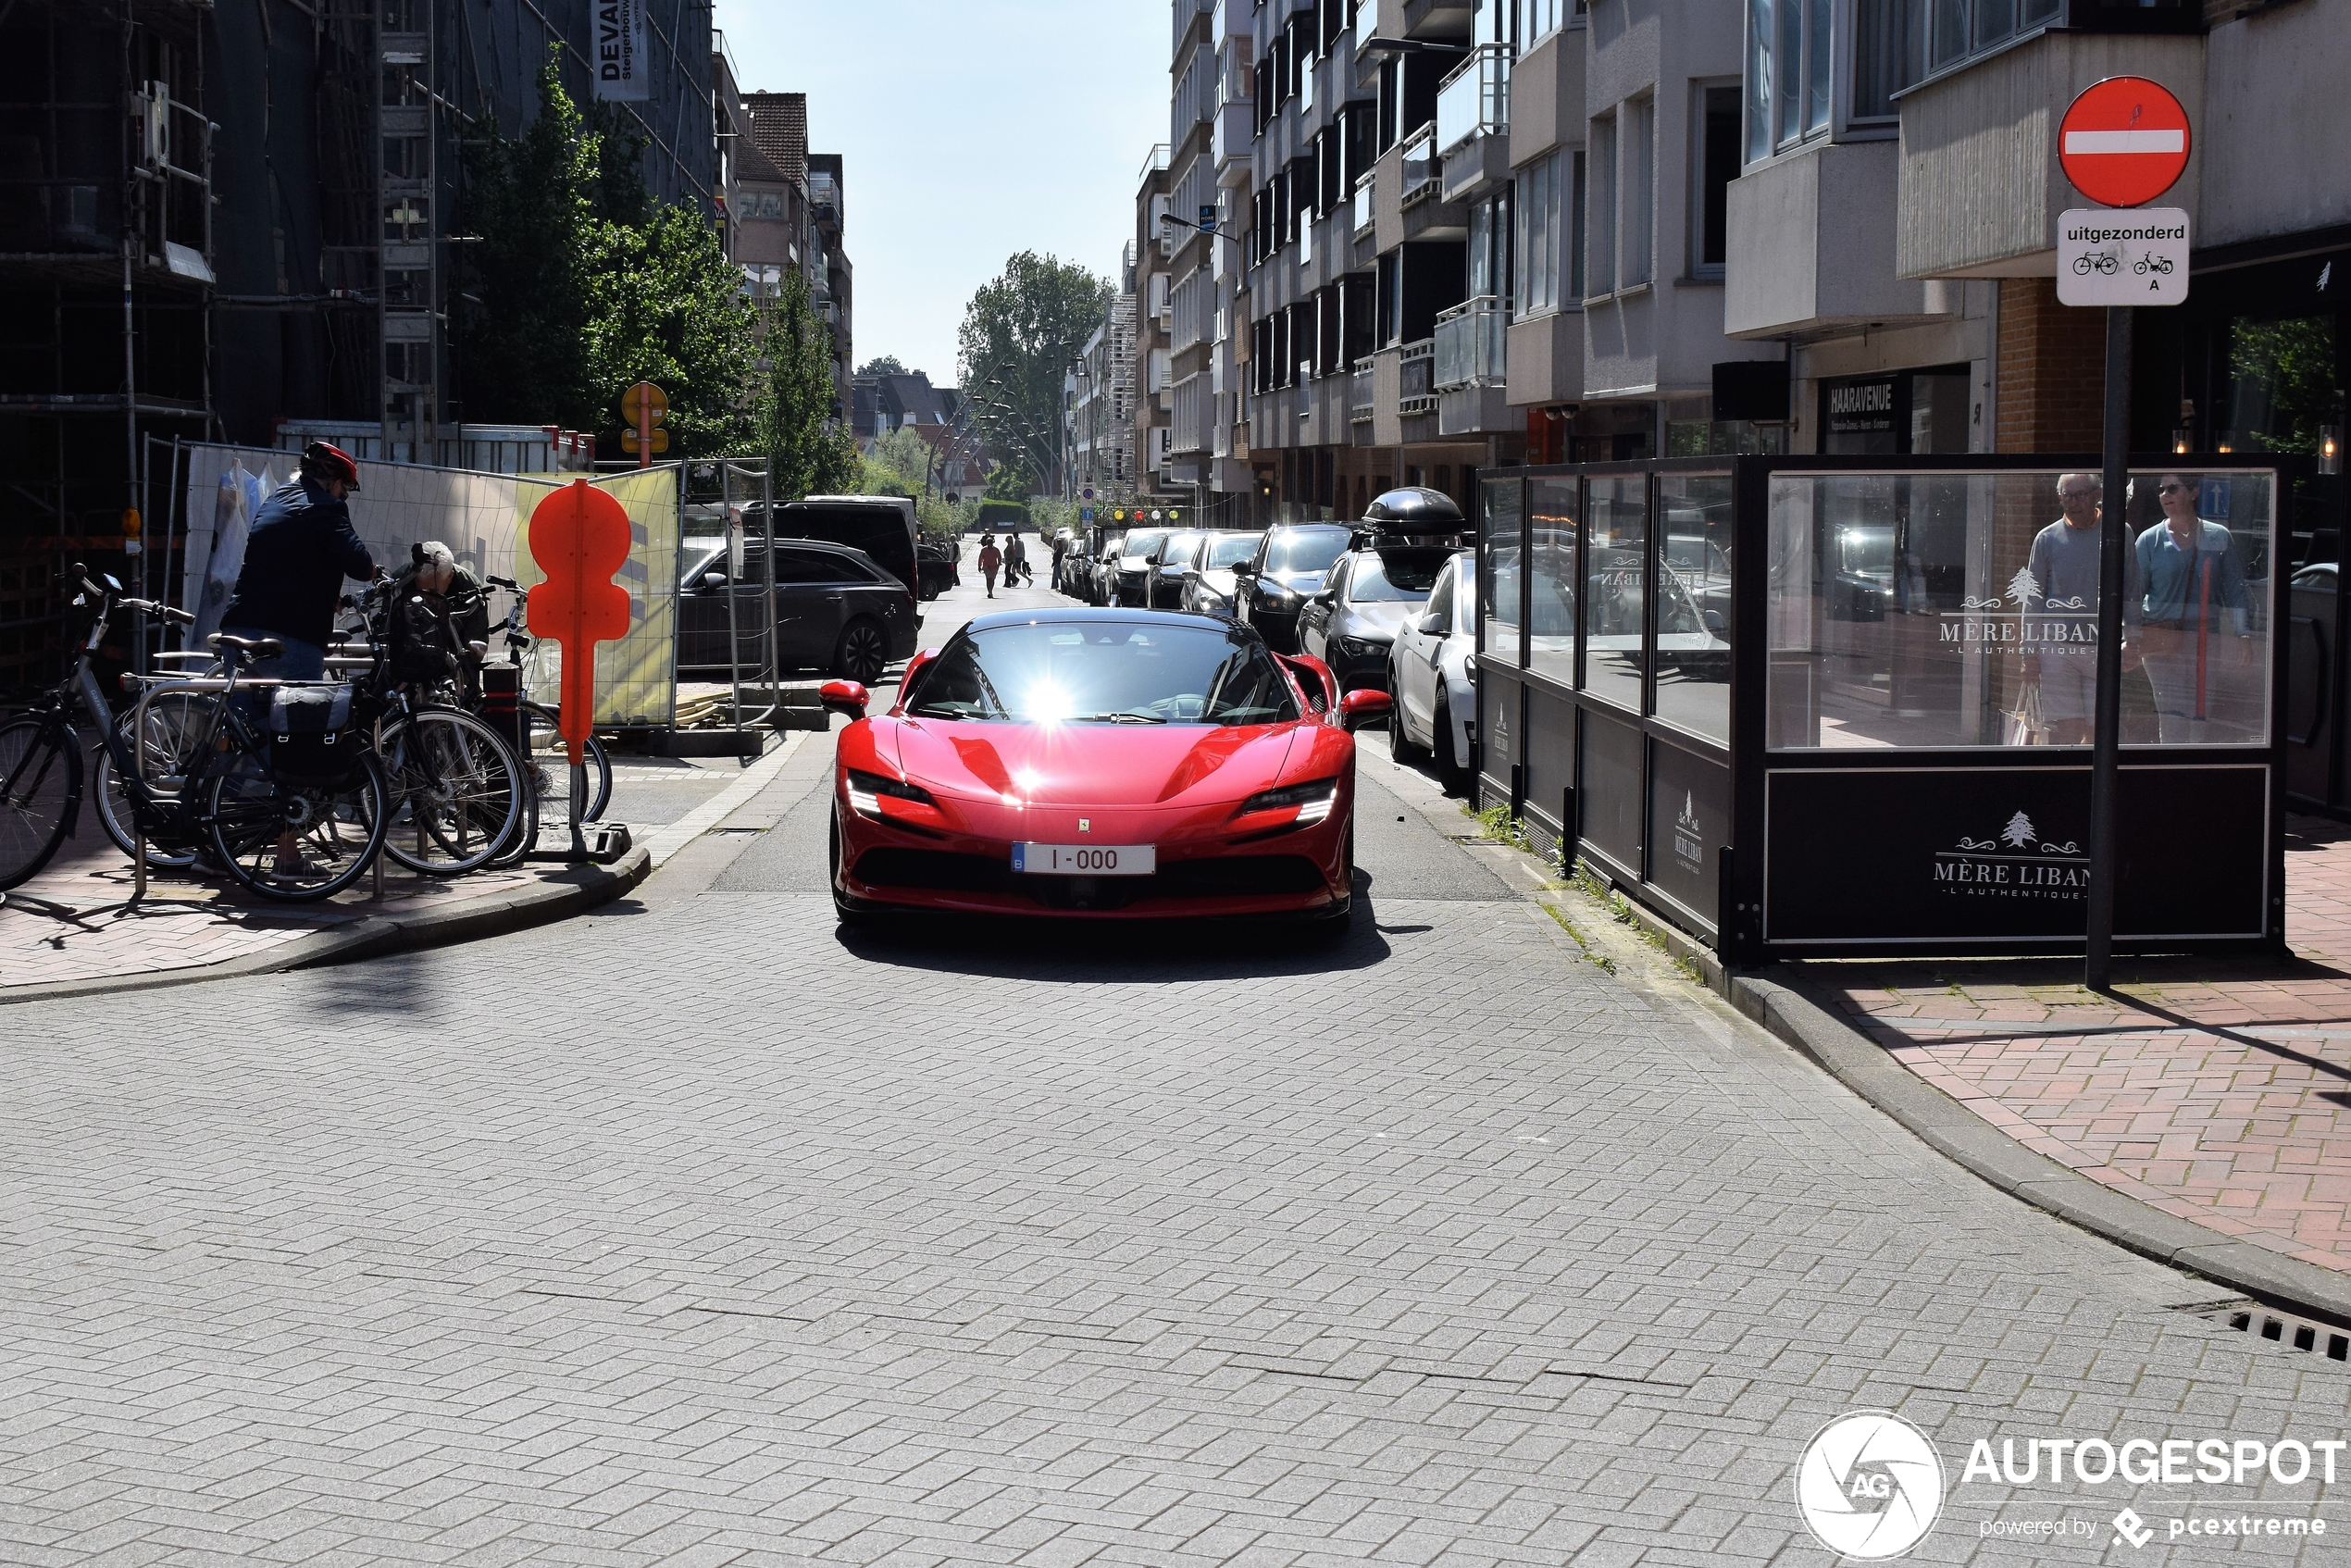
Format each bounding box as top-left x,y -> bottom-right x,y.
1132,147 -> 1178,495
723,71 -> 854,419
1067,272 -> 1140,500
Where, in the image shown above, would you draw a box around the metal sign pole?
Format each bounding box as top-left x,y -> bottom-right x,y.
2085,304 -> 2133,990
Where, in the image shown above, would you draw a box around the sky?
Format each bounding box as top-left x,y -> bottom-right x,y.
714,1 -> 1171,390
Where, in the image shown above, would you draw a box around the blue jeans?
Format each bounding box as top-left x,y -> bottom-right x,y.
218,627 -> 326,728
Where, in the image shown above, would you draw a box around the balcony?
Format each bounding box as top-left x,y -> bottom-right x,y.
1504,307 -> 1584,409
1213,98 -> 1254,170
1432,296 -> 1505,392
1397,338 -> 1437,417
1435,43 -> 1509,157
1399,127 -> 1439,210
1724,140 -> 1940,339
1350,357 -> 1375,423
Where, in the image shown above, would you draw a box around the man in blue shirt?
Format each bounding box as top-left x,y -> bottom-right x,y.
2134,472 -> 2257,743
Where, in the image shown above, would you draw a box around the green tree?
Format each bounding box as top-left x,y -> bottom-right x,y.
956,251 -> 1110,495
983,461 -> 1030,503
580,204 -> 757,457
856,355 -> 908,377
754,269 -> 857,499
456,55 -> 601,429
862,427 -> 930,495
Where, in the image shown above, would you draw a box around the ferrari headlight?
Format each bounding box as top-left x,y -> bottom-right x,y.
1237,777 -> 1337,825
846,767 -> 936,820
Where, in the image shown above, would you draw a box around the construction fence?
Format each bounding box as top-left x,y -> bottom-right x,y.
177,444 -> 680,728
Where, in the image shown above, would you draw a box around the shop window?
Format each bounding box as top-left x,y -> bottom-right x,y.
1765,468 -> 2274,750
1583,476 -> 1648,711
1820,366 -> 1972,454
2219,317 -> 2339,459
1656,474 -> 1734,741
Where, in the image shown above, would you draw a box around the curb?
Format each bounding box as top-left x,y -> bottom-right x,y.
0,845 -> 652,1009
1561,862 -> 2351,1327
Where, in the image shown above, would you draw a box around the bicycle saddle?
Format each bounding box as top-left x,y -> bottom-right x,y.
207,632 -> 284,660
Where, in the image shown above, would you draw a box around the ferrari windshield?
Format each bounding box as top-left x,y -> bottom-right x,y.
906,620 -> 1302,726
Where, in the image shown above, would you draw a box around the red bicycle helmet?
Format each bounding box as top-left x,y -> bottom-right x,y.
302,440 -> 362,491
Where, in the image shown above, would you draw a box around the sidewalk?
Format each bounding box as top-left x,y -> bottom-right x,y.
1792,815 -> 2351,1277
0,746 -> 792,1002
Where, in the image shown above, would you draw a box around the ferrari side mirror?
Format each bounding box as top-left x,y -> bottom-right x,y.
1338,689 -> 1392,730
819,679 -> 869,720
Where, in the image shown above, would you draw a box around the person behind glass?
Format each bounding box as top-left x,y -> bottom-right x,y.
977,531 -> 1001,598
2135,472 -> 2256,743
218,440 -> 379,869
2022,473 -> 2139,745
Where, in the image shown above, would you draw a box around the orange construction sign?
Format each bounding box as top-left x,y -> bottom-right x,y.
526,480 -> 633,763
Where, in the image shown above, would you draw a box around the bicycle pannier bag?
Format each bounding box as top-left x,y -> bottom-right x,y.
268,682 -> 358,784
389,589 -> 461,683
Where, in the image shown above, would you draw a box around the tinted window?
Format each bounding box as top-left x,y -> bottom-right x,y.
1265,529 -> 1349,575
1347,547 -> 1449,602
904,620 -> 1301,727
773,548 -> 847,584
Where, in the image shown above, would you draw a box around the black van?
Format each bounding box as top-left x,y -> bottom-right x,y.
745,496 -> 919,598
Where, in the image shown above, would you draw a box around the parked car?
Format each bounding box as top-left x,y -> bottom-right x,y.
1178,530 -> 1265,616
1080,530 -> 1126,604
1145,529 -> 1206,609
1112,529 -> 1171,605
677,537 -> 919,683
1231,523 -> 1350,652
915,537 -> 960,601
1387,550 -> 1476,789
1297,543 -> 1452,692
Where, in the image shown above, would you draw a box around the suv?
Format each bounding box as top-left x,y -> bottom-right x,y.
744,496 -> 920,599
678,537 -> 919,682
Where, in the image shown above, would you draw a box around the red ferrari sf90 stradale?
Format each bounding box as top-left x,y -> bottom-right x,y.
823,608 -> 1391,923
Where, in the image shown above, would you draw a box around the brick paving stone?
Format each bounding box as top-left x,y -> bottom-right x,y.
4,627 -> 2349,1562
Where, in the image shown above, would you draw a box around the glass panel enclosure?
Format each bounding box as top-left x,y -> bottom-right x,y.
1584,476 -> 1648,710
1766,468 -> 2276,750
1655,474 -> 1734,741
1529,478 -> 1577,688
1482,477 -> 1524,665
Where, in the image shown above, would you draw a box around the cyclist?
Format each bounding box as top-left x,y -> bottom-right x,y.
218,440 -> 378,870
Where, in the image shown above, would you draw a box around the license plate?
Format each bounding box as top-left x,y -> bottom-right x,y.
1012,842 -> 1155,876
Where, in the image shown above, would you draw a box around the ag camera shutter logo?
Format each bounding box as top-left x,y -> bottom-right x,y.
1796,1412 -> 1947,1559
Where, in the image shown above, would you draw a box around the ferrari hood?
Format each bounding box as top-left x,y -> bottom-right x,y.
891,719 -> 1301,808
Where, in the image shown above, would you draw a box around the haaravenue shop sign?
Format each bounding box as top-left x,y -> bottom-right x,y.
1795,1411 -> 2338,1558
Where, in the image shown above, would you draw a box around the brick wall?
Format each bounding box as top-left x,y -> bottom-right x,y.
1996,278 -> 2106,454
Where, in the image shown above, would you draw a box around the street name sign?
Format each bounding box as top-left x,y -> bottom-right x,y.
2057,207 -> 2190,306
2058,75 -> 2190,208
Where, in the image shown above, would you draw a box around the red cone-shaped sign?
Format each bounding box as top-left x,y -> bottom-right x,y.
526,479 -> 633,764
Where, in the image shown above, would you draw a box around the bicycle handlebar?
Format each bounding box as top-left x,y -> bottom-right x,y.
67,560 -> 194,623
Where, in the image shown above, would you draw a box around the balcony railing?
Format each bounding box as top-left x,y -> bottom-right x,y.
1350,356 -> 1375,424
1435,44 -> 1511,156
1432,296 -> 1507,391
1398,338 -> 1437,417
1399,127 -> 1439,209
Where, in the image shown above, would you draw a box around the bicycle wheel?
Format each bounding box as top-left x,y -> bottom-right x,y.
378,708 -> 523,876
521,703 -> 611,823
93,691 -> 215,871
206,748 -> 390,902
484,774 -> 539,868
0,716 -> 78,890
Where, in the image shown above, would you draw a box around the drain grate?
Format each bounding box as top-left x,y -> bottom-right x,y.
2176,1299 -> 2351,1361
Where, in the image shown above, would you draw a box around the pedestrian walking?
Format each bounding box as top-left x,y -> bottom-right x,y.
978,532 -> 1001,598
1004,529 -> 1030,588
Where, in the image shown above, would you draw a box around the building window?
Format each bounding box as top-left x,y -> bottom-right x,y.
1747,0 -> 1832,159
1514,152 -> 1560,314
1623,95 -> 1654,287
1569,150 -> 1586,301
1514,0 -> 1566,44
1588,112 -> 1616,296
1692,85 -> 1740,276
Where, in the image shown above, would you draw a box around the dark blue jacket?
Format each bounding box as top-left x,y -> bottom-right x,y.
220,478 -> 375,647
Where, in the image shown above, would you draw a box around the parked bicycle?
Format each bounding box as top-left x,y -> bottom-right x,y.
0,565 -> 390,900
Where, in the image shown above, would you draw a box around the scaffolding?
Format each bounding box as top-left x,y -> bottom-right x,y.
0,0 -> 215,691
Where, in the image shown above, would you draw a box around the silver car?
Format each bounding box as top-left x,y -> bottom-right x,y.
1176,530 -> 1263,616
1296,543 -> 1452,692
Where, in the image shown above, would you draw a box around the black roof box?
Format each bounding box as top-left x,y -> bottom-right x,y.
1362,486 -> 1465,533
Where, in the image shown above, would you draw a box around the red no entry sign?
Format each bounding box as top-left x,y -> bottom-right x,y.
2059,76 -> 2190,208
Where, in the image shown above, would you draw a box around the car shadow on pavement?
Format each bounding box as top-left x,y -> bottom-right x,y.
832,874 -> 1396,980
